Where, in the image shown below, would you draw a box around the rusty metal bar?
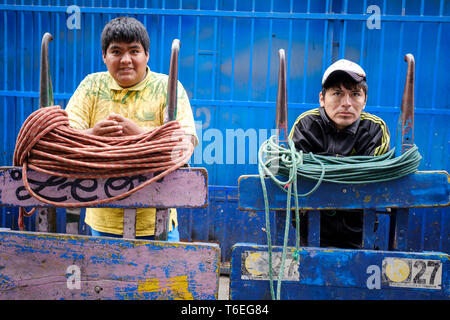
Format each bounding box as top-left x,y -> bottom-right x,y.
390,53 -> 415,249
158,39 -> 181,241
400,53 -> 415,154
39,32 -> 54,108
37,32 -> 56,232
275,49 -> 288,145
166,39 -> 180,122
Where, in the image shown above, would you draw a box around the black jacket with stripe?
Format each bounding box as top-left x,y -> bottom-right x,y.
289,107 -> 390,156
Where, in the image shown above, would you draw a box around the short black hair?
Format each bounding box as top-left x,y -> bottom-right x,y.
322,71 -> 368,99
101,17 -> 150,54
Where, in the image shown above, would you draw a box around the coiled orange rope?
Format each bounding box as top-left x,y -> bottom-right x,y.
13,105 -> 194,230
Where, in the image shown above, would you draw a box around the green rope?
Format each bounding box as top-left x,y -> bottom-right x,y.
258,135 -> 422,300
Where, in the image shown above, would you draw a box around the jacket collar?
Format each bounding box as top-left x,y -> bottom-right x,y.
319,106 -> 360,135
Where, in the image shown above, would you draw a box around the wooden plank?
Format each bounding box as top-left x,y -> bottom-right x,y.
391,208 -> 410,251
230,243 -> 450,300
154,209 -> 169,241
238,171 -> 450,211
0,167 -> 208,208
373,213 -> 390,251
307,210 -> 320,247
123,208 -> 137,239
65,208 -> 80,235
0,230 -> 220,300
362,209 -> 377,250
36,208 -> 56,232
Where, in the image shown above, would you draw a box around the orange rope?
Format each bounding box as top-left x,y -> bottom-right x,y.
13,106 -> 194,230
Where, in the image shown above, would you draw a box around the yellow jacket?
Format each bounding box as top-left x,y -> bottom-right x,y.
65,67 -> 198,236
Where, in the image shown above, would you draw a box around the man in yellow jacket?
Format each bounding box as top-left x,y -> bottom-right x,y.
65,17 -> 198,240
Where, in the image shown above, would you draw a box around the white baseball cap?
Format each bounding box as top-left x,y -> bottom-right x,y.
322,59 -> 366,86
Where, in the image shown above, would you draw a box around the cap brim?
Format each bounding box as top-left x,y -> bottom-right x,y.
346,70 -> 365,82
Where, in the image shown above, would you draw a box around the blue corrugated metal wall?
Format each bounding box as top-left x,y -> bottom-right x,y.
0,0 -> 449,257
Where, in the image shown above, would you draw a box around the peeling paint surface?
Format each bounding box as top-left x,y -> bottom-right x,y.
0,167 -> 207,208
230,244 -> 450,300
0,230 -> 220,300
239,171 -> 450,210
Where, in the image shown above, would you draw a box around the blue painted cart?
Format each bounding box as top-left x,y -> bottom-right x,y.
230,52 -> 450,300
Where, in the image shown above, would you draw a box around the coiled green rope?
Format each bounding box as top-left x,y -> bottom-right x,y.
258,135 -> 422,300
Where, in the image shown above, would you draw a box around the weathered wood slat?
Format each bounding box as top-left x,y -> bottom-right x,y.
238,171 -> 450,211
0,167 -> 208,208
362,209 -> 377,249
230,243 -> 450,300
307,210 -> 320,247
0,230 -> 220,300
123,208 -> 137,239
155,209 -> 169,241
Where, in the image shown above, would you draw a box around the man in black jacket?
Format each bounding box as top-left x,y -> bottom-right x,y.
289,59 -> 390,248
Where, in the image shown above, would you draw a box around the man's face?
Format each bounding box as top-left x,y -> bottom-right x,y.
103,41 -> 149,88
319,84 -> 367,130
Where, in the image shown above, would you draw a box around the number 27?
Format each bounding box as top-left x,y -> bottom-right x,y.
413,261 -> 440,285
